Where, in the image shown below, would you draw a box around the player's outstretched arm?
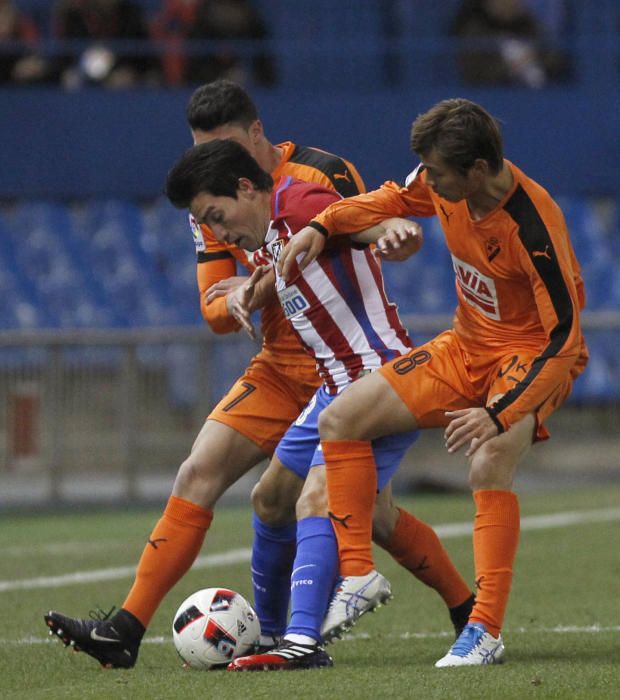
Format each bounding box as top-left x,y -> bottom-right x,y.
352,217 -> 423,262
277,226 -> 327,282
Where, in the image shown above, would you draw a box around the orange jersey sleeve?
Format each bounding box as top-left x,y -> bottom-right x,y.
197,253 -> 240,333
311,162 -> 587,432
312,176 -> 435,234
193,214 -> 254,332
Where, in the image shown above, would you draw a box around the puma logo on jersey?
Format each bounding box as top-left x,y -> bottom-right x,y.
532,245 -> 552,261
333,170 -> 351,182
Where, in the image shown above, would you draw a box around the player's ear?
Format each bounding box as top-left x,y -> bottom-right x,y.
237,177 -> 256,195
470,159 -> 489,178
467,159 -> 489,189
248,120 -> 264,144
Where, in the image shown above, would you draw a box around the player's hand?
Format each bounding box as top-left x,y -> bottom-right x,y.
444,407 -> 499,457
226,266 -> 270,339
375,218 -> 423,262
205,276 -> 249,305
277,226 -> 326,282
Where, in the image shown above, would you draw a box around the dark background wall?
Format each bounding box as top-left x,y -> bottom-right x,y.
1,84 -> 618,199
1,0 -> 618,200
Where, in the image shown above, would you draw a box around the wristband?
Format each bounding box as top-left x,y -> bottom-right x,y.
308,221 -> 329,237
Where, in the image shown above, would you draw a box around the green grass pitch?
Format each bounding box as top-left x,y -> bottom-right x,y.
1,485 -> 619,699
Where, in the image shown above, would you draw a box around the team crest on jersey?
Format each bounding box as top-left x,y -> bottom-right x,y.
189,214 -> 205,253
278,285 -> 310,319
451,255 -> 500,320
268,238 -> 285,264
485,237 -> 501,262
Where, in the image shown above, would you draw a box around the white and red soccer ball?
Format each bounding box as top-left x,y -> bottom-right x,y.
172,588 -> 260,669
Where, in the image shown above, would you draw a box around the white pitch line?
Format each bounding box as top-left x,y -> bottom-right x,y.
2,507 -> 620,593
4,625 -> 620,647
0,548 -> 251,593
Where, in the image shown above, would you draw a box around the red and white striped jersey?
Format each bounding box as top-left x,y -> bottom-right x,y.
261,176 -> 412,394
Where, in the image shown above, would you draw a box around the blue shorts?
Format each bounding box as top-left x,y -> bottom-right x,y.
275,385 -> 418,491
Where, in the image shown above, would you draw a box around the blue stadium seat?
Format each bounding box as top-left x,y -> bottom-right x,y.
569,332 -> 619,403
581,260 -> 620,311
556,196 -> 611,267
140,197 -> 201,323
0,257 -> 43,329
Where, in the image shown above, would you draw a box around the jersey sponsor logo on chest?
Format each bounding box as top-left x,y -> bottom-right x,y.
451,255 -> 500,320
278,284 -> 310,319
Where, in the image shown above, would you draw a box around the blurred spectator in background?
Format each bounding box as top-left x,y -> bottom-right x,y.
151,0 -> 275,86
53,0 -> 159,88
0,0 -> 49,84
451,0 -> 569,88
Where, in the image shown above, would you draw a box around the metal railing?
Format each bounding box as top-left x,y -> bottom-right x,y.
1,312 -> 618,509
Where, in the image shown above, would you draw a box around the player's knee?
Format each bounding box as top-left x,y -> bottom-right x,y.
251,481 -> 294,525
468,442 -> 515,490
319,402 -> 357,440
173,455 -> 222,507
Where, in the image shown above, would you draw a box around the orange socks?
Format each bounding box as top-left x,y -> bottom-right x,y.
323,439 -> 376,576
469,489 -> 520,637
122,496 -> 213,628
381,508 -> 472,608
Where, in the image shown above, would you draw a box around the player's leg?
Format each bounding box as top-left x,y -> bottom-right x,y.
45,356 -> 317,668
231,388 -> 337,670
436,353 -> 574,667
250,455 -> 304,647
231,462 -> 336,671
320,369 -> 419,578
436,413 -> 535,668
120,419 -> 266,626
320,337 -> 476,643
373,485 -> 474,637
44,418 -> 266,669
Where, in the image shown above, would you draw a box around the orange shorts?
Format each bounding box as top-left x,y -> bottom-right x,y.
379,330 -> 575,441
208,351 -> 321,455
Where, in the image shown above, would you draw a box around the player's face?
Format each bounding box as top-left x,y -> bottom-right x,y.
190,180 -> 268,251
421,149 -> 480,203
192,122 -> 260,160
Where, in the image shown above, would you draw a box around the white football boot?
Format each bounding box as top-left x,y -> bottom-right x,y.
320,570 -> 392,643
435,622 -> 505,667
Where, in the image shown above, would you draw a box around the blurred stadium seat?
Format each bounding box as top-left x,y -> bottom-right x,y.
0,192 -> 618,403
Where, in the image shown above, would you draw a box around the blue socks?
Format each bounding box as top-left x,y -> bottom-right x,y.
251,514 -> 297,638
287,516 -> 338,641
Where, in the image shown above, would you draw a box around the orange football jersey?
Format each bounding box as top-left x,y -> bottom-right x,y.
312,160 -> 588,430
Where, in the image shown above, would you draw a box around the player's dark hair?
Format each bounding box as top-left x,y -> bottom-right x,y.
410,99 -> 503,175
166,139 -> 273,209
186,79 -> 259,132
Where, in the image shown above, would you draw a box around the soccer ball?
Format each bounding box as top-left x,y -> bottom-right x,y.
172,588 -> 260,669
